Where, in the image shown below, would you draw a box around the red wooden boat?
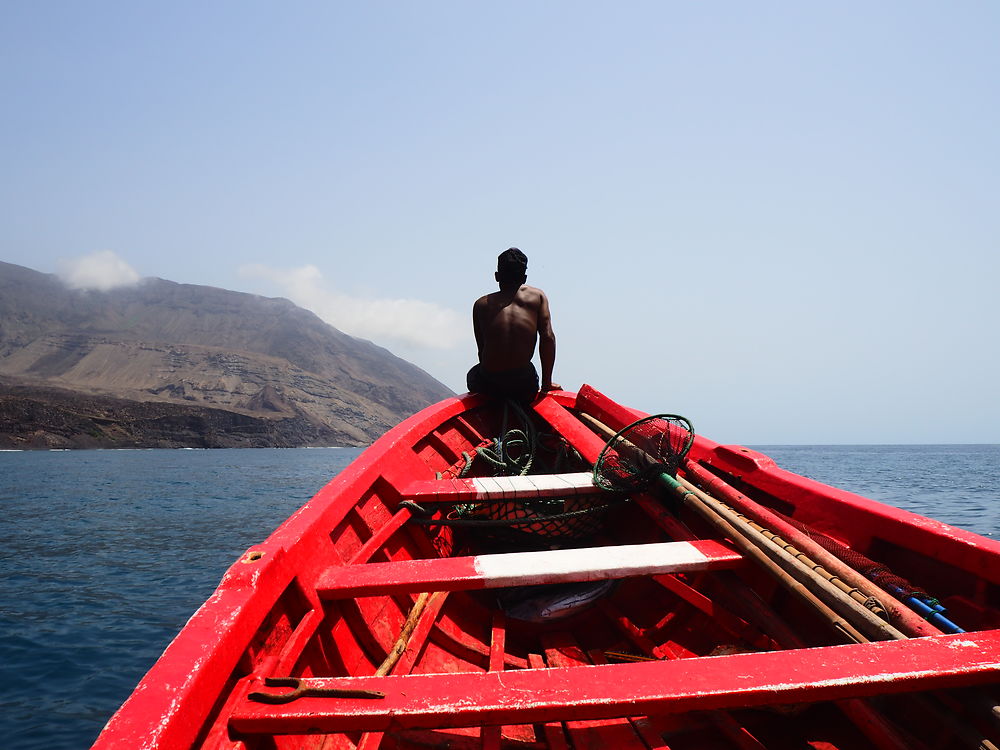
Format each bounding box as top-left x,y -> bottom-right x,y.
93,386 -> 1000,749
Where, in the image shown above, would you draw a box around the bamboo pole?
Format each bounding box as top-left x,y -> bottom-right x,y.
581,410 -> 909,640
669,463 -> 1000,748
682,460 -> 943,638
675,475 -> 909,643
654,472 -> 870,642
375,591 -> 437,676
577,410 -> 1000,747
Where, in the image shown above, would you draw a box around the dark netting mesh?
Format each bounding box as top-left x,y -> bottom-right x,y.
442,494 -> 616,544
594,414 -> 694,492
407,401 -> 627,547
779,512 -> 927,599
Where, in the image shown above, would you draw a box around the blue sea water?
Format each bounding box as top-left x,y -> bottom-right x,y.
755,444 -> 1000,537
1,444 -> 998,749
0,447 -> 363,750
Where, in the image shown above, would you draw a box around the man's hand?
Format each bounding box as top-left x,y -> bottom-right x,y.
542,382 -> 562,392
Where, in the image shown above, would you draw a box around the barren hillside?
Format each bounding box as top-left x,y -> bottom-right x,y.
0,261 -> 454,448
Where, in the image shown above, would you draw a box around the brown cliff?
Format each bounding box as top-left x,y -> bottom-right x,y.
0,261 -> 454,448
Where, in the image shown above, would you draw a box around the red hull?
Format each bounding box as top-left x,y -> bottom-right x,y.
93,386 -> 1000,749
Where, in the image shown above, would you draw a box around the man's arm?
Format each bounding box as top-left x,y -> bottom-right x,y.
536,291 -> 560,391
472,297 -> 486,363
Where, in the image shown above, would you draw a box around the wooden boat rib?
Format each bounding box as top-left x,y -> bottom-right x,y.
93,385 -> 1000,750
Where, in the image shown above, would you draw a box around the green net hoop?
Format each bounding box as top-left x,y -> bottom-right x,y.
593,414 -> 695,492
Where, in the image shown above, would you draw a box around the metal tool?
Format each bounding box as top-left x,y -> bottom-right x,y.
248,676 -> 385,704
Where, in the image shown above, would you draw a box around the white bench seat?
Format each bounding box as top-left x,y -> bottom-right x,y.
401,472 -> 600,504
316,540 -> 743,598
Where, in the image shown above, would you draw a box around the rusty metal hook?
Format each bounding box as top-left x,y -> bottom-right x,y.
248,676 -> 385,704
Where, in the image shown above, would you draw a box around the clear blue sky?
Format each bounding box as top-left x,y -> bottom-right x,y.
3,3 -> 998,443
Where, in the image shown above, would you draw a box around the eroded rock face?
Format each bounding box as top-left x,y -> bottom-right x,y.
0,382 -> 364,448
0,261 -> 454,449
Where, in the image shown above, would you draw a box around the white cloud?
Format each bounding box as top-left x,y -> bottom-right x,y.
58,250 -> 141,291
239,263 -> 469,350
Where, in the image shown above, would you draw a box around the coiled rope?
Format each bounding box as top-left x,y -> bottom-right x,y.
470,400 -> 538,477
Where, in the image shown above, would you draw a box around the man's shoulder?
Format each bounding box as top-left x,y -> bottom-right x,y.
517,285 -> 547,304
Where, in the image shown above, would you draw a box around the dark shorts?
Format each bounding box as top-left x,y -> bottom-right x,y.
466,363 -> 539,403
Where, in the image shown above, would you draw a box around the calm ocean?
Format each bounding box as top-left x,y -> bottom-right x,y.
1,444 -> 998,749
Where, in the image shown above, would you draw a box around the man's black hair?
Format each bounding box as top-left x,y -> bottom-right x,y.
497,247 -> 528,281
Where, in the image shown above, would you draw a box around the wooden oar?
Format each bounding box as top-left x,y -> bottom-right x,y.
651,469 -> 869,643
681,459 -> 943,638
581,412 -> 1000,747
673,468 -> 1000,748
674,475 -> 908,643
586,413 -> 899,643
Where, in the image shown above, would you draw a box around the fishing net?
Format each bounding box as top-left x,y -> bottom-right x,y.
446,493 -> 615,542
593,414 -> 695,492
406,401 -> 623,546
778,512 -> 928,599
406,493 -> 616,547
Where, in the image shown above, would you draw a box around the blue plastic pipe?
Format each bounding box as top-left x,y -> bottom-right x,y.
890,588 -> 965,633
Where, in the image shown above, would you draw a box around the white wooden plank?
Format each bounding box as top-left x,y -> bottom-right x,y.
472,541 -> 737,588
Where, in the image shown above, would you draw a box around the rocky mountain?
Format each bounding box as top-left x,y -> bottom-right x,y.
0,261 -> 454,448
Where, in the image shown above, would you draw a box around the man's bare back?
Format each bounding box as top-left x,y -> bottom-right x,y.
473,285 -> 550,372
467,248 -> 559,402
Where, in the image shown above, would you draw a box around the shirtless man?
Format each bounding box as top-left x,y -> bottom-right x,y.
467,248 -> 561,402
